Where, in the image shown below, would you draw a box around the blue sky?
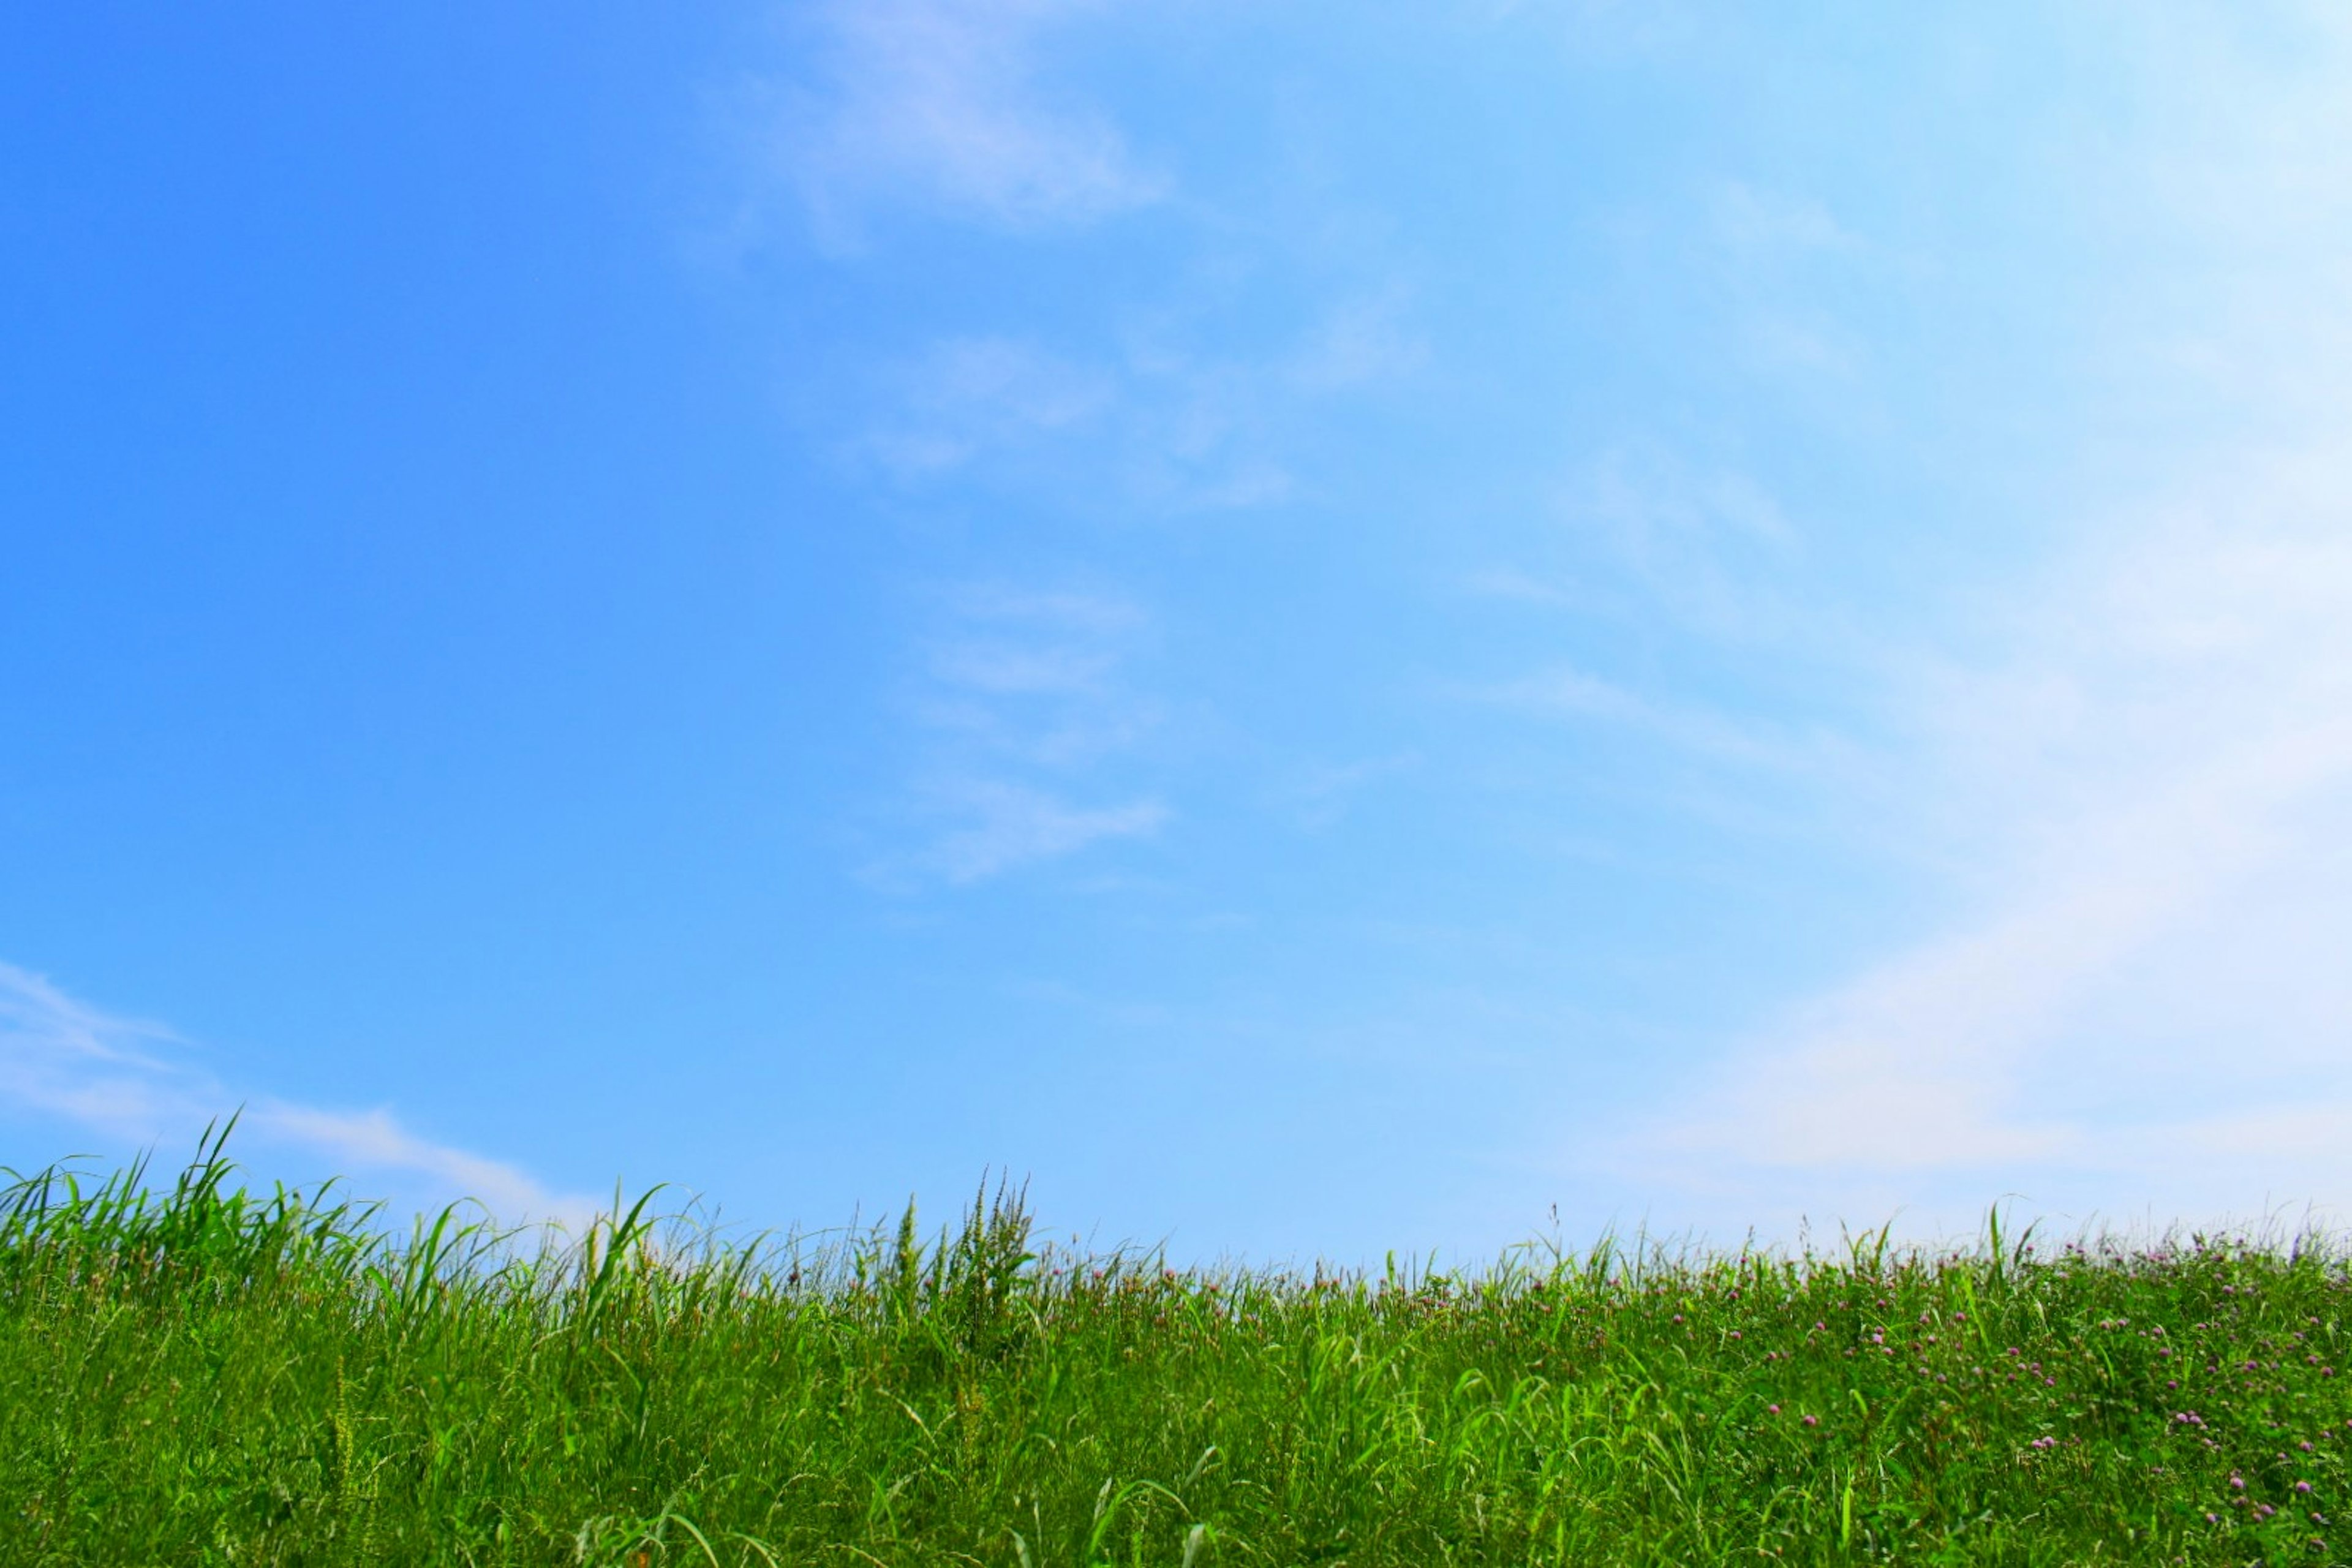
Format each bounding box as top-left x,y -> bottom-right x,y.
8,2 -> 2352,1265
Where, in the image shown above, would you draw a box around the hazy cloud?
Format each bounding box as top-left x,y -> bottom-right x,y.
1286,285 -> 1428,393
1,960 -> 594,1224
864,319 -> 1411,515
1502,447 -> 1807,644
782,0 -> 1163,239
925,780 -> 1168,883
880,583 -> 1172,886
1709,181 -> 1861,260
1471,663 -> 1845,777
867,336 -> 1115,478
1273,752 -> 1421,832
1528,10 -> 2352,1235
1618,458 -> 2352,1233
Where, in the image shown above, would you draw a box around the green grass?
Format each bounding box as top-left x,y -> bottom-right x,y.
4,1131 -> 2350,1565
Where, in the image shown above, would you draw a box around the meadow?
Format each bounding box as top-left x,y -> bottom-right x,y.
4,1133 -> 2348,1566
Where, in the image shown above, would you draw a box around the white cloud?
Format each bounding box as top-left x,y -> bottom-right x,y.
0,960 -> 593,1224
1166,460 -> 1295,513
1540,447 -> 1805,641
783,0 -> 1162,238
1286,285 -> 1428,392
1710,181 -> 1861,260
251,1103 -> 586,1224
914,581 -> 1159,769
1274,752 -> 1421,831
1471,0 -> 1698,56
877,582 -> 1171,886
1532,9 -> 2352,1236
1613,455 -> 2352,1234
1473,664 -> 1836,775
944,584 -> 1148,634
929,641 -> 1114,696
925,780 -> 1167,883
862,265 -> 1425,509
1460,566 -> 1599,612
864,327 -> 1329,514
869,336 -> 1116,477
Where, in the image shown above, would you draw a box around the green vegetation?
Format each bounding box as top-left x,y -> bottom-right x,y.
5,1133 -> 2350,1565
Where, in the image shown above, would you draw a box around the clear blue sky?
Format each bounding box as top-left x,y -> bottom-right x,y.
9,2 -> 2352,1265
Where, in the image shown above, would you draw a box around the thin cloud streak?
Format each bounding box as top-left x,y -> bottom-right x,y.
873,582 -> 1172,887
783,0 -> 1163,239
251,1103 -> 588,1224
914,582 -> 1161,768
0,960 -> 594,1224
1471,665 -> 1836,774
925,780 -> 1168,884
864,312 -> 1417,516
868,336 -> 1115,478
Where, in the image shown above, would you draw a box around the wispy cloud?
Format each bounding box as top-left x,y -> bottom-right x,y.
1284,284 -> 1428,393
862,298 -> 1420,513
0,960 -> 594,1224
929,641 -> 1114,698
1697,177 -> 1883,386
753,6 -> 1430,514
1502,9 -> 2352,1234
866,336 -> 1115,479
1458,446 -> 1847,778
878,582 -> 1172,885
943,582 -> 1151,636
1471,665 -> 1833,774
913,582 -> 1161,769
1479,446 -> 1805,644
1471,0 -> 1699,57
781,0 -> 1163,240
252,1104 -> 592,1223
1613,455 -> 2352,1232
1709,181 -> 1861,260
1273,752 -> 1421,832
924,780 -> 1167,884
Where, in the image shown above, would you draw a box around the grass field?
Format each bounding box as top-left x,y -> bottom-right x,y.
4,1131 -> 2348,1566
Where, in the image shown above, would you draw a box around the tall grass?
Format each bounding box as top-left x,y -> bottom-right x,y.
4,1131 -> 2350,1564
